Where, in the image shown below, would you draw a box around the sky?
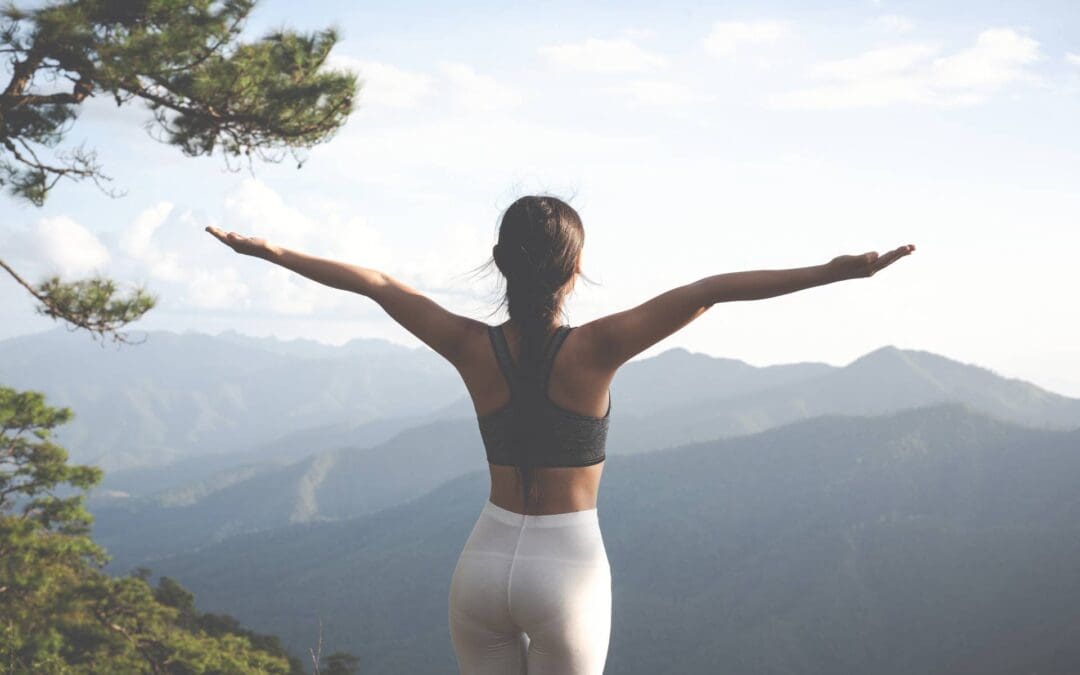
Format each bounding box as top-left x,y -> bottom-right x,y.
2,0 -> 1079,396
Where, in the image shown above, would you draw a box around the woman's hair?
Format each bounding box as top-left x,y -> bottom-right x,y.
473,194 -> 592,512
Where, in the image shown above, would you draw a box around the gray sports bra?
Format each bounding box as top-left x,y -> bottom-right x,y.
477,323 -> 610,468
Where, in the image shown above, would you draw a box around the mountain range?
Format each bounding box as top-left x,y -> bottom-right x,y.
0,327 -> 461,471
53,330 -> 1078,570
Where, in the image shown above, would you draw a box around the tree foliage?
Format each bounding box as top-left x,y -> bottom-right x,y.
0,0 -> 357,203
0,0 -> 359,343
0,385 -> 311,672
0,261 -> 159,345
0,4 -> 363,667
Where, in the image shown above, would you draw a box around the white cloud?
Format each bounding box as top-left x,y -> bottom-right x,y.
703,20 -> 788,59
325,55 -> 433,108
605,80 -> 712,107
120,202 -> 171,260
772,28 -> 1041,109
1065,52 -> 1080,67
209,179 -> 393,315
538,37 -> 668,73
322,55 -> 522,114
116,200 -> 253,310
438,61 -> 524,112
931,28 -> 1040,89
316,109 -> 656,194
222,178 -> 316,251
119,202 -> 186,281
293,196 -> 397,290
871,14 -> 915,33
104,179 -> 401,316
183,266 -> 251,310
30,215 -> 110,277
809,44 -> 937,80
253,266 -> 333,315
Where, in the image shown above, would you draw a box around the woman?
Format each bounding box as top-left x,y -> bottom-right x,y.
206,195 -> 915,674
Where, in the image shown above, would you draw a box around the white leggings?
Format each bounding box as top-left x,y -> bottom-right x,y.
449,500 -> 612,674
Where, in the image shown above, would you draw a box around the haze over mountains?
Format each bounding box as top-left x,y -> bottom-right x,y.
5,327 -> 1080,673
0,327 -> 461,471
5,327 -> 1078,566
3,326 -> 1075,478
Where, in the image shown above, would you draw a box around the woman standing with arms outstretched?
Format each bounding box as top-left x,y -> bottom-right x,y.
206,195 -> 914,674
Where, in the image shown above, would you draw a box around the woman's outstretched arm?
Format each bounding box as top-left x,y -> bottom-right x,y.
582,245 -> 916,371
204,226 -> 477,366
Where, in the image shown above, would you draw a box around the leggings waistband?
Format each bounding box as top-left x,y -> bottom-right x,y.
481,499 -> 599,528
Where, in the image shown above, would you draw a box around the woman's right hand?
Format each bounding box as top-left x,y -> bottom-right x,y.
827,244 -> 915,280
205,226 -> 281,259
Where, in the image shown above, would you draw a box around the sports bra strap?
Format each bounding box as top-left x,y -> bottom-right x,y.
488,324 -> 572,398
541,325 -> 573,391
487,325 -> 520,395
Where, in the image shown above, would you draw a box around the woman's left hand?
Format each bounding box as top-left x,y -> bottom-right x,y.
205,226 -> 280,259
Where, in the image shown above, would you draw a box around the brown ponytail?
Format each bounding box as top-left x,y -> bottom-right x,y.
489,195 -> 585,513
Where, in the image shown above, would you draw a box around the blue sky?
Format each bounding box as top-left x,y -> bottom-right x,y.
3,0 -> 1079,395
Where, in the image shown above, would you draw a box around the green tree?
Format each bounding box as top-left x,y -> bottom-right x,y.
0,385 -> 313,672
2,3 -> 363,670
1,0 -> 358,343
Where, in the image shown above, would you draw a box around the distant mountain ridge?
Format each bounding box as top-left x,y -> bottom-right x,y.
79,335 -> 1080,568
7,328 -> 1075,475
0,327 -> 463,471
607,344 -> 1080,453
212,329 -> 407,359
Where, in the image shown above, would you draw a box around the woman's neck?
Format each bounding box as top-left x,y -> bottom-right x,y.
502,318 -> 561,341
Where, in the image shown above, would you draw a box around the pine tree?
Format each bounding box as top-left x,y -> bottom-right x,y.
2,3 -> 363,670
0,0 -> 358,343
0,385 -> 315,672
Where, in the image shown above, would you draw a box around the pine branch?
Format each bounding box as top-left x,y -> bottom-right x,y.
0,257 -> 156,344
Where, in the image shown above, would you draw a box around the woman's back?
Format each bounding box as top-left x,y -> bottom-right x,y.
462,275 -> 736,515
463,319 -> 615,515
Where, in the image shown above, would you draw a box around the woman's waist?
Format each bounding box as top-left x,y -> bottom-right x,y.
481,498 -> 598,525
487,463 -> 603,514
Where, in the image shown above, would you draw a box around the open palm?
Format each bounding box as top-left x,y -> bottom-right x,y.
829,244 -> 916,280
205,226 -> 276,258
